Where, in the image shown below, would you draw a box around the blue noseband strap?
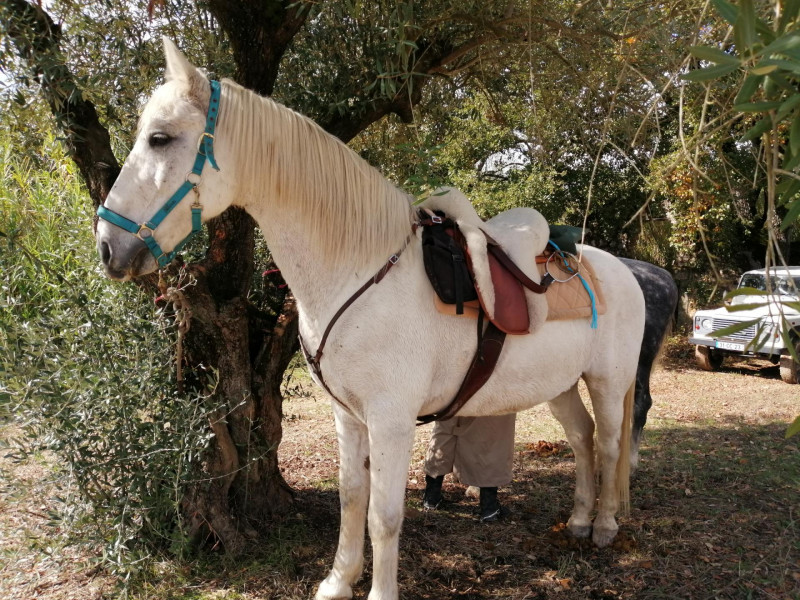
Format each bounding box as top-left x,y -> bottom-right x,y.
97,80 -> 222,268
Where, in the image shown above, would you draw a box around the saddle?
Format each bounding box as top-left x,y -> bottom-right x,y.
422,211 -> 550,335
417,188 -> 604,423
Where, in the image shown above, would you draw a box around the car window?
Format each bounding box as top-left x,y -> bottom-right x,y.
738,273 -> 800,294
739,274 -> 767,291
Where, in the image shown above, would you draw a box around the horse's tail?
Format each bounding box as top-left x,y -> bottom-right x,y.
651,310 -> 675,371
616,379 -> 635,516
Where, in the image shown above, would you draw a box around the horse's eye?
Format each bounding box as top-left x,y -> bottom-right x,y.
149,133 -> 172,148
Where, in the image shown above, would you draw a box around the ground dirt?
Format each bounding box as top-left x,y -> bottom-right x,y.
1,340 -> 799,599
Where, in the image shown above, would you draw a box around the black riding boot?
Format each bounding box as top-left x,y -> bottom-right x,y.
479,487 -> 502,522
422,474 -> 444,510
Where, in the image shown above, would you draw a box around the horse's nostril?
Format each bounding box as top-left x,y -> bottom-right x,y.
100,241 -> 112,265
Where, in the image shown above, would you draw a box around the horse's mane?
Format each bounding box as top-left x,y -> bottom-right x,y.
218,79 -> 415,269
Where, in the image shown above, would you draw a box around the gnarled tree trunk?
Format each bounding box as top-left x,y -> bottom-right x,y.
177,209 -> 298,551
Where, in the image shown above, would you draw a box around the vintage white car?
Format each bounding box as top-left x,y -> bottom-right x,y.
689,267 -> 800,383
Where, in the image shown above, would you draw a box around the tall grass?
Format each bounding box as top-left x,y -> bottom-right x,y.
0,132 -> 219,582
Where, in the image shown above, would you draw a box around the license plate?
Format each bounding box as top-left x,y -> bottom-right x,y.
716,340 -> 745,351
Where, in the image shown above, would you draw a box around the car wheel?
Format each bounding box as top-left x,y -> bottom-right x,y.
695,345 -> 724,371
779,341 -> 800,384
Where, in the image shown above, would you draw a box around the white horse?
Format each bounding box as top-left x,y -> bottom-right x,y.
95,39 -> 645,600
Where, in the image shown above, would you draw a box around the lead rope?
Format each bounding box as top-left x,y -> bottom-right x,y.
157,270 -> 194,394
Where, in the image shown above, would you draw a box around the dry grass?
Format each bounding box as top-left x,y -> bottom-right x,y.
2,339 -> 799,599
0,443 -> 110,600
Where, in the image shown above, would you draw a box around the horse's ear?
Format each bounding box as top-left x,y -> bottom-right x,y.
162,37 -> 209,105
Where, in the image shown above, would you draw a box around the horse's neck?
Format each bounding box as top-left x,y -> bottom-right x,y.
217,83 -> 414,335
251,202 -> 414,347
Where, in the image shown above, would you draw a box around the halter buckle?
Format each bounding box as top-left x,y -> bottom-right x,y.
197,131 -> 214,153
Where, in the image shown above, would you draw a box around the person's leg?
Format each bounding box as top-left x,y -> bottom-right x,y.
452,414 -> 516,521
422,418 -> 461,509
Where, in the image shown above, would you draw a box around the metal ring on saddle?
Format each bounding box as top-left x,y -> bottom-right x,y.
545,251 -> 581,283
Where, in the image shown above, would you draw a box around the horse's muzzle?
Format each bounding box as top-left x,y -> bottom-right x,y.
97,231 -> 154,280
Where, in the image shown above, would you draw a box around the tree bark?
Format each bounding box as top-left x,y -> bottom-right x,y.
1,0 -> 120,208
205,0 -> 308,96
177,208 -> 298,551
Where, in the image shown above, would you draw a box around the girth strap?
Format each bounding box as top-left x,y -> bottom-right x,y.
417,311 -> 507,424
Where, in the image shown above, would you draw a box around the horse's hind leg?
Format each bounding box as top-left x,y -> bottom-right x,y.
631,362 -> 652,472
316,405 -> 370,600
548,384 -> 595,539
584,375 -> 634,548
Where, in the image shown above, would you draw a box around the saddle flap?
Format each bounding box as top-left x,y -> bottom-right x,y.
481,250 -> 530,334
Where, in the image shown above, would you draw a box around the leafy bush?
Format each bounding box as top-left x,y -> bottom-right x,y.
0,133 -> 219,577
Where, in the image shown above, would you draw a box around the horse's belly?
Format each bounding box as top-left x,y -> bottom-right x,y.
450,319 -> 592,416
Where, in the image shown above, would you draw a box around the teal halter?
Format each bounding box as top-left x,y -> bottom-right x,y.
97,80 -> 222,268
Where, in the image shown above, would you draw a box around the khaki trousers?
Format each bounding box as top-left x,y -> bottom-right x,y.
423,414 -> 516,487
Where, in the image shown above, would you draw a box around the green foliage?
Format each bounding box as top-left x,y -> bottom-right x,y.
684,0 -> 800,241
0,132 -> 219,578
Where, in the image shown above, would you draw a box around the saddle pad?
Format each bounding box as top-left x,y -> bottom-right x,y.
537,256 -> 607,321
434,255 -> 606,324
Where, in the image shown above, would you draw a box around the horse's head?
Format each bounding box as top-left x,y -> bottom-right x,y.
96,38 -> 229,280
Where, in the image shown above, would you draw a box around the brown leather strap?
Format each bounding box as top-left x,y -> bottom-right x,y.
301,235 -> 412,411
417,315 -> 507,424
484,236 -> 551,294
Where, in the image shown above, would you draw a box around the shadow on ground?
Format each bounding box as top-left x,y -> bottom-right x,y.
94,420 -> 800,599
387,420 -> 799,599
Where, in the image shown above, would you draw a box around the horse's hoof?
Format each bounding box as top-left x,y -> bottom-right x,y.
591,525 -> 618,548
566,516 -> 592,539
568,523 -> 592,538
316,577 -> 353,600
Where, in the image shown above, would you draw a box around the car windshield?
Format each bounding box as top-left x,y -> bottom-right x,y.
738,273 -> 800,295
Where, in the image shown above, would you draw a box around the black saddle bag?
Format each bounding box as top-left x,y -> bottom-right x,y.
421,212 -> 478,314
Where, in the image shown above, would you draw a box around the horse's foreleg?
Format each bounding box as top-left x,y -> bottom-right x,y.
316,406 -> 370,600
365,416 -> 416,600
548,385 -> 595,538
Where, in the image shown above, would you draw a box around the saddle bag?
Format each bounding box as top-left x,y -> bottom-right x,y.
421,212 -> 478,314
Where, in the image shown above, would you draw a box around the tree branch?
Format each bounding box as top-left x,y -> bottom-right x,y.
1,0 -> 120,207
206,0 -> 310,96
